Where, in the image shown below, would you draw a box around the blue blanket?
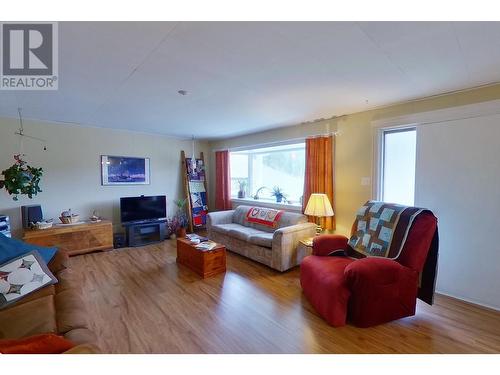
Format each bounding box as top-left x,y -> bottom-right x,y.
0,233 -> 57,265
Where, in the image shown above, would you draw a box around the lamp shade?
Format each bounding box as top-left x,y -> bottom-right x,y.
304,193 -> 334,217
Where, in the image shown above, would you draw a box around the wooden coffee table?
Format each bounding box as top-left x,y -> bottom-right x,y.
176,238 -> 226,278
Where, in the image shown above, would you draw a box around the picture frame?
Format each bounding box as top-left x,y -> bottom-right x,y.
101,155 -> 150,185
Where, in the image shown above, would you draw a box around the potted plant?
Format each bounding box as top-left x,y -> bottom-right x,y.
253,186 -> 267,200
167,216 -> 179,238
237,179 -> 247,198
173,198 -> 189,238
0,154 -> 43,201
271,186 -> 287,203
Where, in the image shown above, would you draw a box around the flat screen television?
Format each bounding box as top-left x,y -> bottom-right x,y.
120,195 -> 167,224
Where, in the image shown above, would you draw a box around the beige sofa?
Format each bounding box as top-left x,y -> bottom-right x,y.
207,205 -> 316,271
0,250 -> 100,354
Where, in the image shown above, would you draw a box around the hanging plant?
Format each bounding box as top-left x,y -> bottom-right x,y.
0,154 -> 43,201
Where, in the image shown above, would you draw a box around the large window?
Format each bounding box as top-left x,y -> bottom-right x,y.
230,143 -> 305,205
381,128 -> 416,206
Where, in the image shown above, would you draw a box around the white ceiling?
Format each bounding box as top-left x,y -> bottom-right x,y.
1,21 -> 500,140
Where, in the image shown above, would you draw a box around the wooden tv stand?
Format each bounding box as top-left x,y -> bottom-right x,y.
23,220 -> 113,256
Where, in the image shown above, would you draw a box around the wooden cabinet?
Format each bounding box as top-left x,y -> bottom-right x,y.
23,220 -> 113,256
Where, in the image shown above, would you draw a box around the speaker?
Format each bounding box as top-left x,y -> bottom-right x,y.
113,233 -> 127,249
21,205 -> 43,229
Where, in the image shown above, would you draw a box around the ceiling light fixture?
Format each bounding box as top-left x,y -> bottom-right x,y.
15,108 -> 48,152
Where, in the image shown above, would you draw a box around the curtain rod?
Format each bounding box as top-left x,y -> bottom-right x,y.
211,131 -> 338,153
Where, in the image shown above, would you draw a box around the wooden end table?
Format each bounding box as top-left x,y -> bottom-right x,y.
297,237 -> 314,264
176,238 -> 226,278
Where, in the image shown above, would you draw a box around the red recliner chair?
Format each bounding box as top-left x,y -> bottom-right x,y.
300,201 -> 439,328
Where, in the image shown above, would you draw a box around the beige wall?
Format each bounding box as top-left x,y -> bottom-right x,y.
415,111 -> 500,309
209,83 -> 500,236
0,117 -> 209,236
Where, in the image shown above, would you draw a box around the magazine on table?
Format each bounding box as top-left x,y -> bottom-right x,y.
194,240 -> 217,251
186,233 -> 209,244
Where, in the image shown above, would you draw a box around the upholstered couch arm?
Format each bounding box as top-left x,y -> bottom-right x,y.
272,222 -> 317,271
312,234 -> 349,256
48,248 -> 70,275
207,210 -> 234,226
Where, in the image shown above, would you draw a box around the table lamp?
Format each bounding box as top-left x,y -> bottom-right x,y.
304,193 -> 334,234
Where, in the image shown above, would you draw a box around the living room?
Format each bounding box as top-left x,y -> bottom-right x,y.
1,0 -> 500,372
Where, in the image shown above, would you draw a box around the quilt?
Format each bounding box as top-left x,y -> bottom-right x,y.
246,207 -> 283,228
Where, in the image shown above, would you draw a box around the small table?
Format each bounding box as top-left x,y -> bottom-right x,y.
176,238 -> 226,278
297,237 -> 314,264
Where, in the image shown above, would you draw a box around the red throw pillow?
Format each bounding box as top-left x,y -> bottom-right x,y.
0,333 -> 75,354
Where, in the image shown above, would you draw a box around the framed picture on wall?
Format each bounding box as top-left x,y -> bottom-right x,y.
101,155 -> 150,185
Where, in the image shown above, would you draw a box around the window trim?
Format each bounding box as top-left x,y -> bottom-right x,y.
227,138 -> 306,153
374,125 -> 417,202
231,197 -> 303,212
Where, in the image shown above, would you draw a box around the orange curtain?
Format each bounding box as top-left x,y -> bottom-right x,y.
303,135 -> 335,230
215,150 -> 232,210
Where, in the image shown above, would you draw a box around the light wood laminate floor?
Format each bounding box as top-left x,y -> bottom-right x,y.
70,239 -> 500,353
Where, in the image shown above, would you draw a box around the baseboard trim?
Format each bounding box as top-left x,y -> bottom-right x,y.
435,290 -> 500,312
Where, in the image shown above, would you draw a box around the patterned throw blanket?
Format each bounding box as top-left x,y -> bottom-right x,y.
348,201 -> 422,259
348,201 -> 439,305
246,207 -> 283,228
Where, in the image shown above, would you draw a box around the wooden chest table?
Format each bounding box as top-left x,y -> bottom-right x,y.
176,238 -> 226,278
23,220 -> 114,256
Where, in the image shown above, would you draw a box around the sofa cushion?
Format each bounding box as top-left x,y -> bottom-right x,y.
248,232 -> 274,248
63,328 -> 98,347
228,226 -> 266,242
233,206 -> 253,225
246,207 -> 283,228
48,249 -> 69,275
55,290 -> 89,334
0,294 -> 57,339
55,268 -> 78,294
276,211 -> 308,228
63,343 -> 101,354
232,205 -> 275,233
232,205 -> 307,233
4,285 -> 56,309
210,223 -> 245,235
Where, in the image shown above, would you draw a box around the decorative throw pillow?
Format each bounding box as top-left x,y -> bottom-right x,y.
0,333 -> 74,354
246,207 -> 284,228
0,233 -> 57,265
0,250 -> 57,309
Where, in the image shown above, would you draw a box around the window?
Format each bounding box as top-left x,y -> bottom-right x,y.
230,143 -> 305,205
380,128 -> 416,206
